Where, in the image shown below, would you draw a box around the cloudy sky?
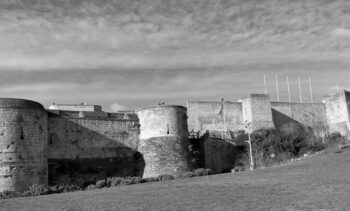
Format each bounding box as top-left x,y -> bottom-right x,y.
1,0 -> 350,111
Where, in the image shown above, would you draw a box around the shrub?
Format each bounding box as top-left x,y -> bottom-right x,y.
95,180 -> 108,189
85,184 -> 97,190
106,177 -> 124,187
179,171 -> 195,178
0,190 -> 22,199
48,184 -> 81,193
28,184 -> 48,196
141,177 -> 158,183
177,169 -> 212,178
245,129 -> 325,167
156,174 -> 174,181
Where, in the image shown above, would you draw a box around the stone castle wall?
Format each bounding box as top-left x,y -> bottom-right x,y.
47,112 -> 143,186
0,99 -> 47,192
241,94 -> 274,131
0,90 -> 350,191
137,105 -> 191,178
187,101 -> 244,133
271,102 -> 328,136
322,91 -> 350,137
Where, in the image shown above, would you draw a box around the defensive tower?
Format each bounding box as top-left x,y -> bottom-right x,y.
0,99 -> 48,192
137,105 -> 191,178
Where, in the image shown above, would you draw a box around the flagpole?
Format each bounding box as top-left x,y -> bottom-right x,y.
298,76 -> 303,103
309,77 -> 313,103
264,74 -> 267,94
275,75 -> 280,101
287,76 -> 291,102
220,98 -> 225,139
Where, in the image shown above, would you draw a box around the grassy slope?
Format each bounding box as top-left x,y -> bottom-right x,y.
1,150 -> 350,211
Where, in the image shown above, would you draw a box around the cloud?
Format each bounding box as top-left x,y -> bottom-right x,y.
0,0 -> 350,71
0,0 -> 350,109
332,28 -> 350,38
110,103 -> 127,112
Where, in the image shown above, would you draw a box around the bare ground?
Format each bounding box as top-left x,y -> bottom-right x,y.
1,150 -> 350,211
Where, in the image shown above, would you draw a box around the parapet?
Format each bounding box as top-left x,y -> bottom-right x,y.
0,98 -> 44,110
49,104 -> 102,112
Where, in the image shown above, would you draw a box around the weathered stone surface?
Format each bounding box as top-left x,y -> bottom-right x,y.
323,91 -> 350,137
0,99 -> 48,192
271,102 -> 328,136
139,136 -> 191,178
47,114 -> 142,185
242,94 -> 274,131
137,105 -> 191,178
187,101 -> 244,133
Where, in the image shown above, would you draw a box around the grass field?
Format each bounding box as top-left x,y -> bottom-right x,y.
1,150 -> 350,211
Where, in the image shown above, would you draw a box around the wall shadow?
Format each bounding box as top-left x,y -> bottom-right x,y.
47,114 -> 145,187
271,109 -> 311,135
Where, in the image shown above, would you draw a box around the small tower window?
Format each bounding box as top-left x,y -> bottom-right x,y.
20,127 -> 24,140
167,124 -> 170,134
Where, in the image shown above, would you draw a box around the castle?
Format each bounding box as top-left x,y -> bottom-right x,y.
0,90 -> 349,192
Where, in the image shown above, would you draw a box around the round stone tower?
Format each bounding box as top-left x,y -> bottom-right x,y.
0,98 -> 48,192
137,105 -> 191,178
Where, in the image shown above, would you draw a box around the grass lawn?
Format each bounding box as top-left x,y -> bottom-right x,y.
1,150 -> 350,211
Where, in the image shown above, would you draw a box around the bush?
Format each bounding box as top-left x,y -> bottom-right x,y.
193,168 -> 212,176
0,190 -> 22,199
106,177 -> 124,187
28,184 -> 48,196
178,169 -> 212,178
95,180 -> 108,189
156,174 -> 174,181
247,129 -> 325,167
179,171 -> 195,178
48,184 -> 81,193
141,177 -> 158,183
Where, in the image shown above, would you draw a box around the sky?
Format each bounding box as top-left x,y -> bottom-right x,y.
1,0 -> 350,111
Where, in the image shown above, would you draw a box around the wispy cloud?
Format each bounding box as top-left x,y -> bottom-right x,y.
0,0 -> 350,109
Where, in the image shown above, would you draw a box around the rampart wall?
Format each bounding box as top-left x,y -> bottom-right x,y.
241,94 -> 274,131
187,101 -> 244,134
322,91 -> 350,137
0,99 -> 47,192
47,112 -> 143,186
271,102 -> 328,136
137,106 -> 191,178
1,90 -> 350,191
199,133 -> 243,174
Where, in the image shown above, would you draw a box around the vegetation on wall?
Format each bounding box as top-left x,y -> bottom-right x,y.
233,129 -> 347,169
0,169 -> 212,199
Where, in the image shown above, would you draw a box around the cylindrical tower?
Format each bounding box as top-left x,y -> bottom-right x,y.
0,98 -> 48,192
137,105 -> 191,178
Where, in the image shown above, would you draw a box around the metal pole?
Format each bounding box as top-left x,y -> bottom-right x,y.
298,76 -> 303,103
275,75 -> 280,102
309,77 -> 313,103
248,131 -> 254,170
264,74 -> 267,94
287,76 -> 291,102
223,100 -> 226,139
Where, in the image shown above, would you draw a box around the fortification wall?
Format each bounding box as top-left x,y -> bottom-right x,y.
242,94 -> 274,131
200,134 -> 243,174
271,102 -> 328,136
187,101 -> 244,134
322,91 -> 350,137
0,99 -> 48,192
47,114 -> 143,186
137,105 -> 191,178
